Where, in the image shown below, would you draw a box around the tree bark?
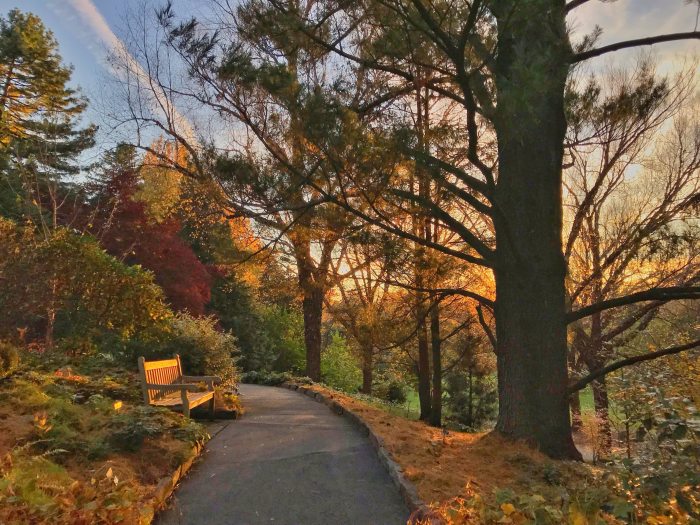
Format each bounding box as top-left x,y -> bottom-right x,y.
429,298 -> 442,427
302,287 -> 323,381
586,211 -> 613,453
416,302 -> 432,421
295,243 -> 324,382
467,367 -> 474,427
491,0 -> 581,459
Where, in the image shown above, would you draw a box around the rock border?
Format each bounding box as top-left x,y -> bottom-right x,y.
278,382 -> 430,521
139,440 -> 204,524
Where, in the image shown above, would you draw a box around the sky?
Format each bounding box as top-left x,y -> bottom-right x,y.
1,0 -> 698,158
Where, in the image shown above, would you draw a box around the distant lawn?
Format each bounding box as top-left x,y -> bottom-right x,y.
579,386 -> 594,413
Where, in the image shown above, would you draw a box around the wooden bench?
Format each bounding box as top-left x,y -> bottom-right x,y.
137,355 -> 220,418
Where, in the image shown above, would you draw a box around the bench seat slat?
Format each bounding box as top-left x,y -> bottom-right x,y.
151,391 -> 214,407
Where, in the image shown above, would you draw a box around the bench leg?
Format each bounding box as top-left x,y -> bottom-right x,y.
209,396 -> 215,420
181,389 -> 190,418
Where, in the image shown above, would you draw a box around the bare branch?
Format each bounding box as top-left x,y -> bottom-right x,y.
567,286 -> 700,323
568,338 -> 700,393
573,32 -> 700,63
565,0 -> 593,12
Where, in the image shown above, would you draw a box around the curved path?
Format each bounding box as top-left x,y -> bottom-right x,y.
157,384 -> 410,525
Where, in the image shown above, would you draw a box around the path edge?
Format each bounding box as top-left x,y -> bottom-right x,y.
278,382 -> 430,521
139,440 -> 205,524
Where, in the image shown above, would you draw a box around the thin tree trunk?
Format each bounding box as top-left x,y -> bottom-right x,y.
491,1 -> 580,459
45,279 -> 57,350
587,211 -> 613,453
413,74 -> 432,422
429,298 -> 442,427
416,301 -> 431,421
361,345 -> 373,394
468,367 -> 474,427
591,375 -> 612,453
570,390 -> 582,431
302,288 -> 323,381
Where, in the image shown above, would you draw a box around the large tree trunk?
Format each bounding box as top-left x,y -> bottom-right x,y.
295,242 -> 324,382
491,0 -> 581,460
361,345 -> 373,394
429,298 -> 442,427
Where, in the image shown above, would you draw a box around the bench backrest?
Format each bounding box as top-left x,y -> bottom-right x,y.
137,355 -> 183,404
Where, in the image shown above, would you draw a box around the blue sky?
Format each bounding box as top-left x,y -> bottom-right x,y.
1,0 -> 698,158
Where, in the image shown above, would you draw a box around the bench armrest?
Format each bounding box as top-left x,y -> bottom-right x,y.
182,375 -> 221,388
144,382 -> 202,392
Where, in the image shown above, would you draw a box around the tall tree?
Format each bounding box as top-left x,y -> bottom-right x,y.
0,8 -> 95,181
279,0 -> 700,458
90,144 -> 212,316
565,65 -> 700,450
115,0 -> 390,380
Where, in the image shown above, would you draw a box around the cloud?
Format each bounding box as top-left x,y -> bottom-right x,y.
569,0 -> 699,74
64,0 -> 195,143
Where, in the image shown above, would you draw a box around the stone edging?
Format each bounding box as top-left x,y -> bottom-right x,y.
278,382 -> 430,521
139,441 -> 205,524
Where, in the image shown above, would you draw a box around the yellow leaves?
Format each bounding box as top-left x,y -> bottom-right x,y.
33,411 -> 52,435
646,516 -> 674,525
500,503 -> 516,516
569,508 -> 588,525
113,400 -> 123,412
105,466 -> 119,485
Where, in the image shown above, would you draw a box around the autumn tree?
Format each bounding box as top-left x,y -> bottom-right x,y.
564,63 -> 700,450
271,0 -> 700,458
327,228 -> 406,394
113,0 -> 394,381
89,144 -> 212,316
0,217 -> 170,345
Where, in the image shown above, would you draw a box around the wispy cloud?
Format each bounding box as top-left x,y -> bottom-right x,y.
570,0 -> 699,74
64,0 -> 195,143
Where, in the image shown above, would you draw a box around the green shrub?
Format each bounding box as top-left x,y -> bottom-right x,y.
321,332 -> 361,393
373,379 -> 409,404
254,305 -> 306,373
386,381 -> 407,404
241,370 -> 294,385
444,370 -> 498,430
0,341 -> 19,378
161,314 -> 239,388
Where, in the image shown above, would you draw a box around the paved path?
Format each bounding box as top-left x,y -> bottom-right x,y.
157,384 -> 410,525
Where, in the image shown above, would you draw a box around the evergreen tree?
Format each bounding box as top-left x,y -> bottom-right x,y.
0,8 -> 95,220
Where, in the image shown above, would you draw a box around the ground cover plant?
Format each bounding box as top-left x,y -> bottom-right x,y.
0,351 -> 211,524
292,382 -> 700,524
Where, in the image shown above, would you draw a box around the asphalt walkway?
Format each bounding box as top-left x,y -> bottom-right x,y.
157,384 -> 410,525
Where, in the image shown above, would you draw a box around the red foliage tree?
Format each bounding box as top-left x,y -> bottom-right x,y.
91,147 -> 211,316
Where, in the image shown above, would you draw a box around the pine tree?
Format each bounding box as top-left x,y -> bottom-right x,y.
0,8 -> 95,183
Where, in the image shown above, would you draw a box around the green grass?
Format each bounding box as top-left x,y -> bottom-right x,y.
579,386 -> 594,414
